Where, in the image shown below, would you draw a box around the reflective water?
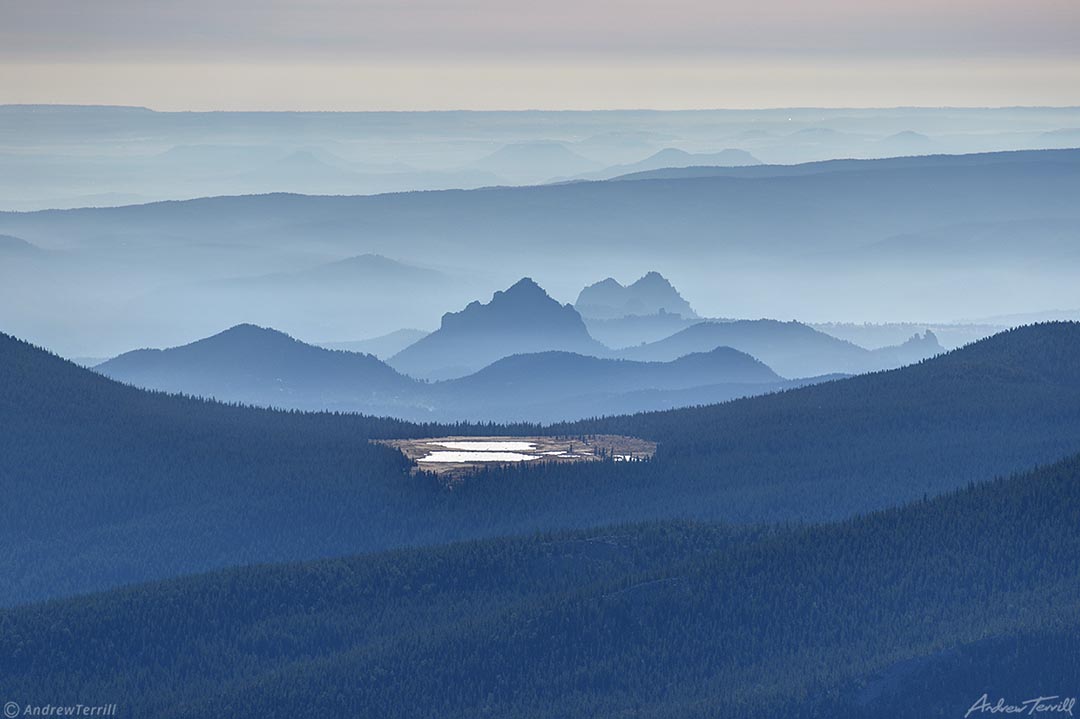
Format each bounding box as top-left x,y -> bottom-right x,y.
418,450 -> 540,463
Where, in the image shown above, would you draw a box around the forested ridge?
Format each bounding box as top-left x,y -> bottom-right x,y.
4,323 -> 1080,606
2,452 -> 1079,718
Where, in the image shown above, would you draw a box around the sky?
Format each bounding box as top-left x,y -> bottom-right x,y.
2,0 -> 1079,110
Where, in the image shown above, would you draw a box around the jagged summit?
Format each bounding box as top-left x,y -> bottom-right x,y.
391,278 -> 604,380
440,277 -> 586,332
504,276 -> 544,293
575,271 -> 697,320
490,276 -> 551,304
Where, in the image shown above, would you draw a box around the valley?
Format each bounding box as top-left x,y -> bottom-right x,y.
2,97 -> 1080,719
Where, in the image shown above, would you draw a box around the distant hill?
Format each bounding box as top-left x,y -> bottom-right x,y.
875,130 -> 936,156
575,271 -> 697,319
430,347 -> 787,422
471,142 -> 601,183
566,147 -> 761,181
617,319 -> 943,377
4,451 -> 1080,717
320,328 -> 431,359
208,253 -> 450,292
0,233 -> 43,256
611,147 -> 1080,181
389,278 -> 606,379
449,347 -> 783,396
96,324 -> 422,413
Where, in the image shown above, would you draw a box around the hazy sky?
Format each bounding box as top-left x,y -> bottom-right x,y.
2,0 -> 1079,109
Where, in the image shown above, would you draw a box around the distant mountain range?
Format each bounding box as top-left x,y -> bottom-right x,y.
95,323 -> 804,423
575,271 -> 697,320
617,319 -> 943,377
566,147 -> 761,181
6,106 -> 1079,212
96,277 -> 945,417
4,148 -> 1080,356
611,146 -> 1080,182
810,321 -> 1002,351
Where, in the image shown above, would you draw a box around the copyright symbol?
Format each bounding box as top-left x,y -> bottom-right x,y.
4,702 -> 19,718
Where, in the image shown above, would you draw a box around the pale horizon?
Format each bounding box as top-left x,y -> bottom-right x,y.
4,0 -> 1079,110
4,60 -> 1080,111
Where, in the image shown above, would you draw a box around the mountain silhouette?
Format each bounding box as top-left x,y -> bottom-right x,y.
610,147 -> 1078,181
876,130 -> 936,156
446,346 -> 778,395
96,324 -> 420,412
389,278 -> 606,379
569,147 -> 761,181
96,323 -> 795,422
618,319 -> 942,377
4,148 -> 1079,355
0,233 -> 44,257
575,271 -> 698,319
871,330 -> 943,367
471,142 -> 601,183
426,347 -> 793,422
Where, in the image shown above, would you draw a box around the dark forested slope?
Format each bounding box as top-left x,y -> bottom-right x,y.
5,323 -> 1080,606
3,452 -> 1079,718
